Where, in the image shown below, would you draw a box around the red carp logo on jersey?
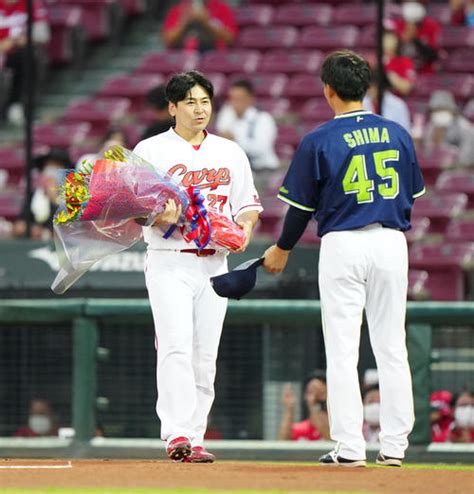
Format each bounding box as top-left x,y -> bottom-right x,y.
168,164 -> 231,191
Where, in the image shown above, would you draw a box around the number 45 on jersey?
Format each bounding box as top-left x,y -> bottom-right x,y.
343,150 -> 399,204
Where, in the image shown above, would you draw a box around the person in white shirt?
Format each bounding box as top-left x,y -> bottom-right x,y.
133,71 -> 262,463
216,79 -> 280,174
363,69 -> 411,132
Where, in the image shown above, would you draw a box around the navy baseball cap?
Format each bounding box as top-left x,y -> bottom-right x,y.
210,257 -> 264,299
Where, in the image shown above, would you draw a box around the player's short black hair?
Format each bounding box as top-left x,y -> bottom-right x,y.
230,78 -> 255,95
320,50 -> 371,102
166,70 -> 214,104
146,84 -> 168,110
305,369 -> 326,387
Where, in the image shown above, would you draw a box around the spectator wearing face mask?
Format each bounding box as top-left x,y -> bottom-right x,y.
13,147 -> 72,240
421,90 -> 474,167
448,391 -> 474,443
362,385 -> 381,443
14,399 -> 59,437
279,370 -> 330,441
430,390 -> 454,443
391,1 -> 440,73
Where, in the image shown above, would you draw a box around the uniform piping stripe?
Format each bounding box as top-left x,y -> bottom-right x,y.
277,194 -> 316,212
413,187 -> 426,199
334,111 -> 372,119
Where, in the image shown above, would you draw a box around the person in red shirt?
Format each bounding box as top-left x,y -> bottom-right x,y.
430,390 -> 453,443
162,0 -> 237,52
279,370 -> 330,441
0,0 -> 49,124
391,1 -> 440,73
382,29 -> 416,96
14,399 -> 59,437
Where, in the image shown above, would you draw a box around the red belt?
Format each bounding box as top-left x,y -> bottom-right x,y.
180,249 -> 216,257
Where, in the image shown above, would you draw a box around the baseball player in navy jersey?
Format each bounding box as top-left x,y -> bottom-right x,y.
133,71 -> 262,463
264,50 -> 425,467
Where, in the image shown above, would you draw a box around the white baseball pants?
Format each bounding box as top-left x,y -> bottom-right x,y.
319,224 -> 414,460
145,250 -> 228,447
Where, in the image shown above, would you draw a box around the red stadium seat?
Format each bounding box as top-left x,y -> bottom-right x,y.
297,25 -> 359,50
273,4 -> 333,27
426,4 -> 452,24
260,50 -> 323,74
442,49 -> 474,73
34,122 -> 91,148
446,218 -> 474,243
134,50 -> 199,75
277,123 -> 312,147
62,97 -> 130,136
436,170 -> 474,207
415,73 -> 474,101
439,26 -> 474,50
408,269 -> 430,300
283,74 -> 324,107
229,73 -> 288,98
119,0 -> 146,16
98,74 -> 163,112
405,217 -> 431,245
46,4 -> 84,65
257,98 -> 291,118
411,191 -> 468,235
416,145 -> 459,187
409,242 -> 474,300
204,73 -> 228,99
301,97 -> 335,123
0,146 -> 25,185
237,26 -> 298,50
0,192 -> 23,221
198,50 -> 261,74
236,4 -> 274,27
333,3 -> 376,26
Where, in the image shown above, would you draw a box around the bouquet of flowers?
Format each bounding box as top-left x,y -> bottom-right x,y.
51,146 -> 246,294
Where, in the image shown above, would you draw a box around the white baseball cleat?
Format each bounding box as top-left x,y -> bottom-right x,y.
319,450 -> 366,468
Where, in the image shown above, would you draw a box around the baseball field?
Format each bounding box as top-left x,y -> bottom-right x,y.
1,460 -> 473,494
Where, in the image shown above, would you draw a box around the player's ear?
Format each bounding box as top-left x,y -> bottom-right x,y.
168,102 -> 177,117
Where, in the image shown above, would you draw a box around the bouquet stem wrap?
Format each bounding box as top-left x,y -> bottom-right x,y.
52,146 -> 246,294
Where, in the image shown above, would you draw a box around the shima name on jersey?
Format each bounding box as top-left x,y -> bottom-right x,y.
278,111 -> 425,237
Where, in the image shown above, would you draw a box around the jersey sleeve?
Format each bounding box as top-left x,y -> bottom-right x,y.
277,135 -> 319,212
229,145 -> 263,217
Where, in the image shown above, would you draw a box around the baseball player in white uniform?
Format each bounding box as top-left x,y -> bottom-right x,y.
133,71 -> 262,463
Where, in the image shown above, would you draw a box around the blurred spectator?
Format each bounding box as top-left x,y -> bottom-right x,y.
0,0 -> 50,125
420,90 -> 474,167
382,28 -> 416,96
12,147 -> 71,240
14,399 -> 59,437
362,385 -> 381,443
278,370 -> 330,441
162,0 -> 237,53
363,368 -> 379,390
448,391 -> 474,443
390,1 -> 440,73
216,79 -> 279,188
363,68 -> 411,131
449,0 -> 467,25
430,390 -> 453,443
141,84 -> 174,141
76,127 -> 129,170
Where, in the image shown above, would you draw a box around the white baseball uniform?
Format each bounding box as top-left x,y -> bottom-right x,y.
133,128 -> 262,447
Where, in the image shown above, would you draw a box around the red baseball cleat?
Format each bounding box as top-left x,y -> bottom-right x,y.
166,436 -> 191,461
185,446 -> 216,463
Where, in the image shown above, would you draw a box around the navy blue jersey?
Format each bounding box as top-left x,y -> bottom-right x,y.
278,110 -> 425,236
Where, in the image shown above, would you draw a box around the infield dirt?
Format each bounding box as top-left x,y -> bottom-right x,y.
1,459 -> 472,493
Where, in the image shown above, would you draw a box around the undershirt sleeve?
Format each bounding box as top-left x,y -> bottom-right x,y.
276,206 -> 313,251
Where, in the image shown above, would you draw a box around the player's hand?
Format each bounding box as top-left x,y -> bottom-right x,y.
233,220 -> 253,253
263,244 -> 290,273
152,199 -> 182,226
282,383 -> 296,410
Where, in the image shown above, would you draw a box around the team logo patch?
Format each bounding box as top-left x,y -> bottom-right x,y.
168,164 -> 231,191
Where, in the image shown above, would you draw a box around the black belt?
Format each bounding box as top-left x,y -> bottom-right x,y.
180,249 -> 216,257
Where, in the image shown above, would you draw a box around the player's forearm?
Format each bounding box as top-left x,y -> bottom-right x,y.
202,20 -> 235,44
235,210 -> 259,230
276,206 -> 312,250
278,410 -> 295,440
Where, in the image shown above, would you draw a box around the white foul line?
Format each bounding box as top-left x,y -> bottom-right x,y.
0,461 -> 72,470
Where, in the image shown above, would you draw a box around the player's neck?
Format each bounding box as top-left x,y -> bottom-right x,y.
332,101 -> 364,117
174,125 -> 206,145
